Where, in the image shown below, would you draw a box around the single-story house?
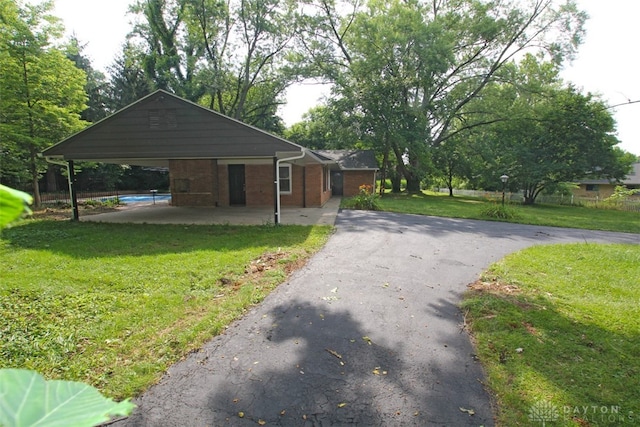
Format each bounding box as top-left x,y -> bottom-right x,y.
573,162 -> 640,199
41,90 -> 378,221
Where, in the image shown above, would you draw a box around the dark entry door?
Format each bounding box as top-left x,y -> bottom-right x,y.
228,165 -> 246,205
330,171 -> 343,196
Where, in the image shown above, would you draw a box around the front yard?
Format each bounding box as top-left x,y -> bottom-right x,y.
0,220 -> 332,399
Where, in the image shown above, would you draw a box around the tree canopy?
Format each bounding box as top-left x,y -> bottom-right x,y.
0,0 -> 636,203
291,0 -> 590,191
0,0 -> 87,206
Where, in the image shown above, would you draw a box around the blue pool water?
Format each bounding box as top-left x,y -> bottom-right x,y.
103,194 -> 172,203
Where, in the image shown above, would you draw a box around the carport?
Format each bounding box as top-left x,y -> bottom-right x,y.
41,90 -> 377,224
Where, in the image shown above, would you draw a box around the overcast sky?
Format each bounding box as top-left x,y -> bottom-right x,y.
49,0 -> 640,155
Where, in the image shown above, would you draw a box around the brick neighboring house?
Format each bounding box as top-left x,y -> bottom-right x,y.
573,162 -> 640,199
41,90 -> 378,215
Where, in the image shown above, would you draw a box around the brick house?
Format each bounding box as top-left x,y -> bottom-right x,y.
42,90 -> 378,218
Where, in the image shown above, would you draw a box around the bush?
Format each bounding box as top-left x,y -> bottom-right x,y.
481,203 -> 519,220
344,184 -> 380,210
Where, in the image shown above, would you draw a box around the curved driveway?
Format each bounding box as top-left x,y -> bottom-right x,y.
115,210 -> 638,426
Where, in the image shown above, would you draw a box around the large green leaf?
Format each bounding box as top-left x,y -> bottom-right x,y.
0,369 -> 135,427
0,185 -> 33,229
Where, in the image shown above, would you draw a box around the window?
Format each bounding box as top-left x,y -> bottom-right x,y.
586,184 -> 599,192
323,166 -> 330,191
279,164 -> 292,194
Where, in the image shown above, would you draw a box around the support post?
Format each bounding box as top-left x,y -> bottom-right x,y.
273,157 -> 278,224
68,160 -> 79,221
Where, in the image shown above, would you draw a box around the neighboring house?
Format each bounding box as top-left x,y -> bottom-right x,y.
573,162 -> 640,199
41,90 -> 378,218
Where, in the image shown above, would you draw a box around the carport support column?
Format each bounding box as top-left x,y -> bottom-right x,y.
273,157 -> 278,224
68,160 -> 79,221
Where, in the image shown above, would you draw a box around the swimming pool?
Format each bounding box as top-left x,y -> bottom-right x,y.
102,194 -> 172,203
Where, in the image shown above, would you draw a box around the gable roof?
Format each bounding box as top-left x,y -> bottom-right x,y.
313,150 -> 379,170
42,90 -> 304,167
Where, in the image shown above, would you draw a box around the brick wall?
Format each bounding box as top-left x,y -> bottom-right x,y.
343,170 -> 376,197
245,164 -> 274,207
170,159 -> 335,207
217,164 -> 229,206
281,165 -> 304,207
169,159 -> 217,206
305,164 -> 332,207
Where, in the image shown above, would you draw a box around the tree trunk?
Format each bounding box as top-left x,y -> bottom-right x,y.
29,148 -> 41,208
32,173 -> 41,208
379,149 -> 389,196
406,175 -> 421,193
46,166 -> 59,192
390,165 -> 402,193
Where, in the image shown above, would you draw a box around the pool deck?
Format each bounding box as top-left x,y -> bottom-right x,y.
79,197 -> 341,226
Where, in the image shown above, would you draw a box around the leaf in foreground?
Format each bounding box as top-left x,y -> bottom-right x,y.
0,185 -> 32,228
0,369 -> 135,427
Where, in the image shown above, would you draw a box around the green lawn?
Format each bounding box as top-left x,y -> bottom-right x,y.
461,244 -> 640,426
351,190 -> 639,425
373,191 -> 640,234
2,192 -> 638,411
0,220 -> 332,399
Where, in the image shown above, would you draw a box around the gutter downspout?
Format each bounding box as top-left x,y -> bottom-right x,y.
275,149 -> 306,225
43,156 -> 79,221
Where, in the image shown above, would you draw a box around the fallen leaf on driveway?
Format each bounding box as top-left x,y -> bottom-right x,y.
459,407 -> 475,415
362,336 -> 373,345
325,348 -> 343,359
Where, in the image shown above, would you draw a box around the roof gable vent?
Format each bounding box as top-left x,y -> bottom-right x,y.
149,109 -> 177,130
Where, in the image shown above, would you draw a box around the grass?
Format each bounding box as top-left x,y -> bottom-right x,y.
3,191 -> 638,411
0,220 -> 332,399
461,243 -> 640,426
371,191 -> 640,234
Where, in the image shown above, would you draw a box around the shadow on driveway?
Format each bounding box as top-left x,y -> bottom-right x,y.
112,210 -> 638,426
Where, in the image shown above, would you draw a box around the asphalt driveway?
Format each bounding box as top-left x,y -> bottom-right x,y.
112,210 -> 638,426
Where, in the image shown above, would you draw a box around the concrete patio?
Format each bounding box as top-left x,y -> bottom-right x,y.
80,197 -> 341,226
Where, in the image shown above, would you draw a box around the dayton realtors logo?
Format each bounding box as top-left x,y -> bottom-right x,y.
528,400 -> 559,425
528,400 -> 636,425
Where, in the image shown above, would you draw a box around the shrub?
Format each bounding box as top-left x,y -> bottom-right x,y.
345,184 -> 380,210
481,203 -> 520,220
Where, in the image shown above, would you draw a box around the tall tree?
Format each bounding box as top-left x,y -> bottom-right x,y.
0,0 -> 87,206
284,105 -> 357,148
65,35 -> 110,123
296,0 -> 587,192
106,42 -> 155,112
128,0 -> 300,127
470,56 -> 630,204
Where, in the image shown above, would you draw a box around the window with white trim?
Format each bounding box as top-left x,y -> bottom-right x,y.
279,164 -> 292,194
323,166 -> 330,191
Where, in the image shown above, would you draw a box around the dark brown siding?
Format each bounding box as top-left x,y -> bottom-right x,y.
43,91 -> 300,162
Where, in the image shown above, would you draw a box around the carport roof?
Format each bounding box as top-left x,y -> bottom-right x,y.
41,90 -> 309,167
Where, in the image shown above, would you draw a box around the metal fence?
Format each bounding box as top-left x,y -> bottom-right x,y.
39,190 -> 138,205
437,189 -> 640,212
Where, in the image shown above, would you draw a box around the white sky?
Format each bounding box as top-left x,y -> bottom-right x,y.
48,0 -> 639,155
